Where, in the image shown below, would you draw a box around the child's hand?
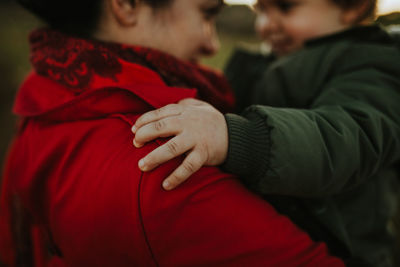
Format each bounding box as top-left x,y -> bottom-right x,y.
132,98 -> 228,190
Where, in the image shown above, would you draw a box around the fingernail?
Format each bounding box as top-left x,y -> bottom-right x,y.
138,159 -> 146,170
131,125 -> 136,133
133,139 -> 142,148
163,181 -> 171,190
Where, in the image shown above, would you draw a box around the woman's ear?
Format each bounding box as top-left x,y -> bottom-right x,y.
109,0 -> 139,26
341,1 -> 371,25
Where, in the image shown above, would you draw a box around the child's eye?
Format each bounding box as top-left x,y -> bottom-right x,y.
253,0 -> 297,13
276,1 -> 297,13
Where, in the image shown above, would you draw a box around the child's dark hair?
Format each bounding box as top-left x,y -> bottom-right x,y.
17,0 -> 172,37
332,0 -> 377,22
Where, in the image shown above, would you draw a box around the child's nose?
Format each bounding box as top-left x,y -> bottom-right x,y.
255,13 -> 269,36
255,12 -> 279,38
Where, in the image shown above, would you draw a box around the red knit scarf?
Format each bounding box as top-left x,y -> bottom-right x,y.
29,28 -> 235,112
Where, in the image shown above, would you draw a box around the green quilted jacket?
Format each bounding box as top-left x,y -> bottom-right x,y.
224,25 -> 400,266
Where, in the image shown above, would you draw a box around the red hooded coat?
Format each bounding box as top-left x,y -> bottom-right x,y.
0,29 -> 344,266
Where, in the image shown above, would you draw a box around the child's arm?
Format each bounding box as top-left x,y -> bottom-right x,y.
133,42 -> 400,196
132,49 -> 272,191
223,42 -> 400,196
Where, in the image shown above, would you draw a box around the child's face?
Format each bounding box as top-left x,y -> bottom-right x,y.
255,0 -> 353,56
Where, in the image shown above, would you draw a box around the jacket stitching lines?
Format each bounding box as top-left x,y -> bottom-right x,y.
138,171 -> 159,267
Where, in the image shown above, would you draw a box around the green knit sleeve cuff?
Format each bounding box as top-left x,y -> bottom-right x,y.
222,113 -> 271,187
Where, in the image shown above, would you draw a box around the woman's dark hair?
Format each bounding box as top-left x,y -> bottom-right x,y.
332,0 -> 377,22
17,0 -> 172,37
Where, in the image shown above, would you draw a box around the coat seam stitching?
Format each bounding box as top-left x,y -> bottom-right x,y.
138,171 -> 159,267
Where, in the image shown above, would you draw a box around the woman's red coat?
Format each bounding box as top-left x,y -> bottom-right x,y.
0,30 -> 344,267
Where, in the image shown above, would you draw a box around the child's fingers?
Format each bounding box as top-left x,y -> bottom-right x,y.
138,136 -> 192,172
162,150 -> 206,190
133,116 -> 181,147
132,104 -> 182,133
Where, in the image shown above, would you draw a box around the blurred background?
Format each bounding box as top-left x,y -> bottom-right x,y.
0,0 -> 399,265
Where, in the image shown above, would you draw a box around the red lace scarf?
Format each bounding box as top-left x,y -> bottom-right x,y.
29,29 -> 235,112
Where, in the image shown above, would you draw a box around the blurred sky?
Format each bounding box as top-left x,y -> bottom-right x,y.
225,0 -> 400,15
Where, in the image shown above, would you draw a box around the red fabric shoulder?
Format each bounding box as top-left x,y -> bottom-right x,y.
139,145 -> 344,266
1,114 -> 343,266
